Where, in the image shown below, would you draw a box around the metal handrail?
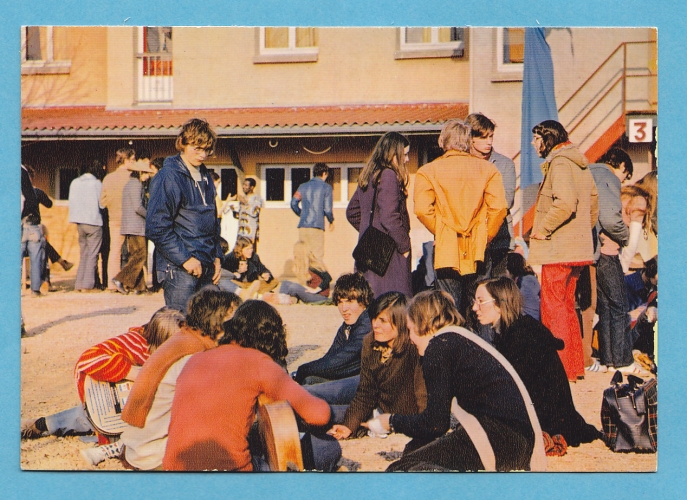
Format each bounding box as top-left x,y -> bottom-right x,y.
511,40 -> 656,164
558,40 -> 656,115
512,40 -> 656,235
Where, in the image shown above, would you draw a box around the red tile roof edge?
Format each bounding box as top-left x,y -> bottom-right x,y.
22,103 -> 469,131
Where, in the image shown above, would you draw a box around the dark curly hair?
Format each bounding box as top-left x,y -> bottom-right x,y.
220,300 -> 288,368
532,120 -> 569,158
186,287 -> 242,340
331,272 -> 374,307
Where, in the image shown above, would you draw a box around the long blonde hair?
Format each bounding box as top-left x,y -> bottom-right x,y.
633,170 -> 657,234
621,185 -> 653,233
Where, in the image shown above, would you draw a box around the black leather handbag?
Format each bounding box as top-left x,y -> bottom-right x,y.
601,371 -> 657,453
352,186 -> 396,277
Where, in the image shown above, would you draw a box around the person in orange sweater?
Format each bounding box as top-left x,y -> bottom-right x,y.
163,300 -> 341,471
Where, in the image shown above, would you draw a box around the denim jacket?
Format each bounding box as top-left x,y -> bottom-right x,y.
146,154 -> 222,273
290,177 -> 334,230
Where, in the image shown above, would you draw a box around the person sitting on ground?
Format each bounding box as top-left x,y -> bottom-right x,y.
505,252 -> 541,321
326,291 -> 426,441
163,300 -> 341,471
265,241 -> 333,304
20,307 -> 184,443
219,236 -> 279,299
472,278 -> 601,452
119,287 -> 241,470
625,256 -> 657,312
626,257 -> 657,368
292,273 -> 373,391
371,290 -> 546,472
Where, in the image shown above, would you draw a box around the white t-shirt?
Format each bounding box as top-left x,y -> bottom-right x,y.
120,355 -> 192,470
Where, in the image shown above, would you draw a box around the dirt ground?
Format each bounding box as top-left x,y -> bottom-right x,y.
19,269 -> 657,473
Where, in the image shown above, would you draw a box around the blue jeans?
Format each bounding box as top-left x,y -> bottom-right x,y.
303,375 -> 360,405
44,405 -> 94,436
21,222 -> 46,292
279,280 -> 327,304
218,270 -> 241,294
160,262 -> 216,313
248,425 -> 342,472
596,254 -> 633,367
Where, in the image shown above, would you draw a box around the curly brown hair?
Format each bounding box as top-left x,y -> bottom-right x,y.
220,300 -> 288,368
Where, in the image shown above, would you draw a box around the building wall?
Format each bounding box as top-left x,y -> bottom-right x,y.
101,27 -> 470,109
21,27 -> 108,107
469,27 -> 656,160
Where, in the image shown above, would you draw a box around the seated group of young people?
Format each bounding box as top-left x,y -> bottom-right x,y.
218,237 -> 333,305
22,269 -> 602,471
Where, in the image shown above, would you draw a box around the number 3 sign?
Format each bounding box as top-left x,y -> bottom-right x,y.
629,118 -> 653,143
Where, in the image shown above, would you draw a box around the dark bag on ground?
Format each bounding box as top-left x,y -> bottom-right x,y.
352,186 -> 396,276
600,371 -> 657,453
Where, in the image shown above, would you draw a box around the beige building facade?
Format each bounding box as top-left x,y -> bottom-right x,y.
21,27 -> 656,284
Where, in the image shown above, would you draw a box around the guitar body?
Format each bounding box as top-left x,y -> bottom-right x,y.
257,395 -> 303,471
83,376 -> 133,437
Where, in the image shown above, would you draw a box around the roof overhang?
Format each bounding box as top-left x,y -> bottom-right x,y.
21,103 -> 469,140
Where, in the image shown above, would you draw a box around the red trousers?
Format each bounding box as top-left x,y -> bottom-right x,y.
540,263 -> 587,381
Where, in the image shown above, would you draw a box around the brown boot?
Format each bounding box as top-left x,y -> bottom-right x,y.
60,259 -> 74,271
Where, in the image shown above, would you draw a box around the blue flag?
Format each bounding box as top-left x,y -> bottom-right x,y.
520,28 -> 558,189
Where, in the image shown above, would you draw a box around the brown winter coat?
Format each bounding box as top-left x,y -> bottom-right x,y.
528,144 -> 599,266
414,150 -> 507,275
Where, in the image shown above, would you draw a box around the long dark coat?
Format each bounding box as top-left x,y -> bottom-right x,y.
492,314 -> 601,446
346,168 -> 412,297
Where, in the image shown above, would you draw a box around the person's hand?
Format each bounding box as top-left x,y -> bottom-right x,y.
645,306 -> 658,323
183,257 -> 203,277
402,251 -> 410,258
327,424 -> 352,440
328,221 -> 335,232
212,258 -> 222,284
238,261 -> 248,274
126,365 -> 142,382
530,231 -> 547,240
261,272 -> 271,281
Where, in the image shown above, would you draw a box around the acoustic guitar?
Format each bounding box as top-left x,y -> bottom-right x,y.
82,376 -> 133,437
257,394 -> 303,471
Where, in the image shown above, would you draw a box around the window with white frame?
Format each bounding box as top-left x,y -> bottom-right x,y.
260,163 -> 365,208
21,26 -> 71,74
396,27 -> 466,59
137,26 -> 173,103
254,27 -> 318,63
496,28 -> 525,73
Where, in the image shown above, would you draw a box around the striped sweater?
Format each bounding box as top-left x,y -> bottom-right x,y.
74,327 -> 150,402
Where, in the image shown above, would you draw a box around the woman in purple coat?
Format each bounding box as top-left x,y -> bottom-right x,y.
346,132 -> 412,297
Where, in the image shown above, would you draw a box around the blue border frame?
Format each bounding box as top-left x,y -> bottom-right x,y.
3,2 -> 684,498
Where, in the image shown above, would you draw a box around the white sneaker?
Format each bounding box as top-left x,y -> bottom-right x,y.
618,362 -> 651,377
80,441 -> 123,466
586,359 -> 608,373
80,447 -> 107,466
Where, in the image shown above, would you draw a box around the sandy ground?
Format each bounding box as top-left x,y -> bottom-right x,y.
20,270 -> 657,473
